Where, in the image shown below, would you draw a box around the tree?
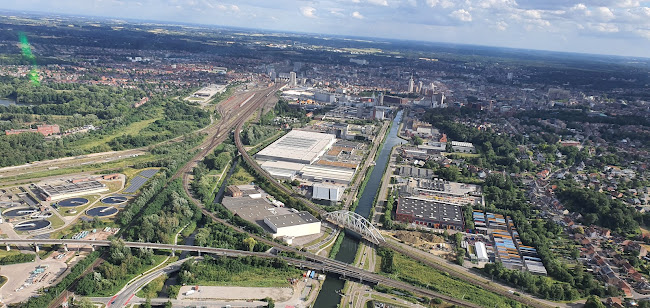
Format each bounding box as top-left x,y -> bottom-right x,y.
584,295 -> 605,308
243,237 -> 257,252
264,297 -> 275,308
413,136 -> 423,146
165,301 -> 173,308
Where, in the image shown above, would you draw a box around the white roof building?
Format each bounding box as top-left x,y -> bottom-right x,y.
256,130 -> 336,164
313,183 -> 344,202
301,165 -> 355,185
260,161 -> 305,180
475,241 -> 489,263
264,211 -> 321,238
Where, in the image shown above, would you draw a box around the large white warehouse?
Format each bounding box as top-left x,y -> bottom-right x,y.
313,183 -> 344,202
256,130 -> 336,164
264,211 -> 321,238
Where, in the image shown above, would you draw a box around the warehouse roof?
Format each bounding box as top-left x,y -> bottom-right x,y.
265,211 -> 319,229
397,197 -> 463,224
301,165 -> 355,183
256,130 -> 336,164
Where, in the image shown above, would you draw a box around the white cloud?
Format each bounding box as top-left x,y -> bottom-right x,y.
588,22 -> 619,32
450,9 -> 472,22
476,0 -> 517,10
636,29 -> 650,39
300,6 -> 317,18
426,0 -> 454,8
592,6 -> 615,21
495,20 -> 508,30
230,4 -> 239,12
523,10 -> 542,19
366,0 -> 388,6
352,11 -> 365,19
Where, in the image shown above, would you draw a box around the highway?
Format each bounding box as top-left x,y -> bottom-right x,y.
0,239 -> 481,308
108,258 -> 189,307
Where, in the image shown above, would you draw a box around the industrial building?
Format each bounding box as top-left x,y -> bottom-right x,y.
395,197 -> 464,230
264,212 -> 320,238
260,161 -> 305,180
222,185 -> 321,239
312,183 -> 344,202
301,165 -> 355,185
451,141 -> 476,153
401,178 -> 483,206
399,166 -> 434,179
35,180 -> 108,201
256,130 -> 336,164
475,242 -> 489,262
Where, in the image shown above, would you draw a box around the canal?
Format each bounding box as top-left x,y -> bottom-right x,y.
313,110 -> 405,307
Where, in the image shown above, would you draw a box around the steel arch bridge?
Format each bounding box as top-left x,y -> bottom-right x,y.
324,211 -> 385,244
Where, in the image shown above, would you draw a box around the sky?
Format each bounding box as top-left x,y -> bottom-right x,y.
4,0 -> 650,58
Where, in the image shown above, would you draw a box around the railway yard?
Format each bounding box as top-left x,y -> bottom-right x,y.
0,81 -> 555,308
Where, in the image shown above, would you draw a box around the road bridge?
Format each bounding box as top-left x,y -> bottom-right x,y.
232,112 -> 553,308
0,239 -> 480,307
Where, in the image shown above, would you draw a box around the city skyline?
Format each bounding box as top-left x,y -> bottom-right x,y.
3,0 -> 650,58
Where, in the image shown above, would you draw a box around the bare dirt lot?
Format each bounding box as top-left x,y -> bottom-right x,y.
0,258 -> 67,305
178,285 -> 293,302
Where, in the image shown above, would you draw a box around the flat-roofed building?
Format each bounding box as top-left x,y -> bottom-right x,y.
36,180 -> 108,201
395,197 -> 464,230
260,161 -> 305,180
300,165 -> 355,185
475,242 -> 489,262
312,183 -> 344,202
226,185 -> 243,197
264,211 -> 321,238
256,130 -> 336,164
399,166 -> 434,179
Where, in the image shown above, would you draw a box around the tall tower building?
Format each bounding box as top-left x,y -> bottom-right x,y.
289,71 -> 297,87
408,75 -> 414,93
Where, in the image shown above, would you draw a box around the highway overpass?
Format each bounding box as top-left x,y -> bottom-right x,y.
0,239 -> 480,307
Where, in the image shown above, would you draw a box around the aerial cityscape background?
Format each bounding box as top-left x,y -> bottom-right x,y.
3,0 -> 650,57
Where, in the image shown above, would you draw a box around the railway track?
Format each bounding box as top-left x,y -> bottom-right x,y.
232,110 -> 552,308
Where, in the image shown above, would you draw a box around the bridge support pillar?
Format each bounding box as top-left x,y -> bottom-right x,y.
171,249 -> 175,257
63,244 -> 68,252
5,244 -> 9,251
90,245 -> 94,252
34,244 -> 39,253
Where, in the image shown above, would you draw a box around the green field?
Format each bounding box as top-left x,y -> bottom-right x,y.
228,165 -> 255,186
191,266 -> 301,288
75,116 -> 163,150
389,253 -> 514,308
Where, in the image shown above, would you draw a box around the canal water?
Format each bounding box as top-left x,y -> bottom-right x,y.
313,110 -> 405,307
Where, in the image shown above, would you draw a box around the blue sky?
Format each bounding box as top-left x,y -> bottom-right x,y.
4,0 -> 650,57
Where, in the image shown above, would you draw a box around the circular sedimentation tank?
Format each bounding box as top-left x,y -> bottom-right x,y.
57,197 -> 89,207
100,196 -> 127,205
14,219 -> 51,231
86,206 -> 118,217
3,207 -> 37,217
